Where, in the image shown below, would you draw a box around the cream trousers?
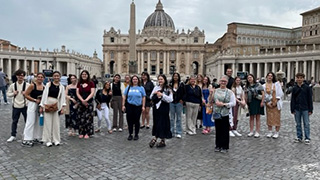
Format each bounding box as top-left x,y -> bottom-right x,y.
42,97 -> 60,144
23,101 -> 42,141
185,102 -> 199,134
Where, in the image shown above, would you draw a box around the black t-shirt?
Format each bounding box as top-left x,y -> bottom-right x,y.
48,83 -> 60,98
112,83 -> 122,96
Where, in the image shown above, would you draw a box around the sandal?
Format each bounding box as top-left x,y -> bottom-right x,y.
108,130 -> 113,134
84,134 -> 89,139
79,135 -> 84,139
149,138 -> 157,148
156,140 -> 166,148
202,129 -> 208,134
95,129 -> 101,133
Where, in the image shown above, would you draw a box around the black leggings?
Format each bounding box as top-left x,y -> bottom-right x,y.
126,104 -> 142,136
215,116 -> 230,149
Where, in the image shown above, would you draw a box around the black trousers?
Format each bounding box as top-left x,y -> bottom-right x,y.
11,107 -> 27,137
126,103 -> 142,136
215,116 -> 230,150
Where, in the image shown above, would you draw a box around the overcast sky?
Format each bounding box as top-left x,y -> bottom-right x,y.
1,0 -> 319,60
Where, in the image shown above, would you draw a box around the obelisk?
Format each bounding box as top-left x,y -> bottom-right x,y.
129,0 -> 137,74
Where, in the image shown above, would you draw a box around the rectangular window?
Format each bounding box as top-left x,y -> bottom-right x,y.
110,51 -> 114,60
194,37 -> 198,43
310,31 -> 313,36
144,68 -> 147,72
160,69 -> 163,74
170,51 -> 175,60
144,52 -> 148,60
193,52 -> 199,59
151,51 -> 157,61
170,66 -> 175,75
110,37 -> 115,43
160,53 -> 164,60
315,30 -> 318,35
151,65 -> 156,75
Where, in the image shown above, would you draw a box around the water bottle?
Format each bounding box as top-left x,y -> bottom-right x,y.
39,113 -> 44,126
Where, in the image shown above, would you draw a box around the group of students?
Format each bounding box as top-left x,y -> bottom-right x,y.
4,68 -> 313,152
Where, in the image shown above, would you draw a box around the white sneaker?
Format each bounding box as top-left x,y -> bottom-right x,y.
46,142 -> 53,147
266,132 -> 273,138
176,134 -> 182,139
272,132 -> 279,139
113,128 -> 117,132
229,131 -> 235,137
254,132 -> 260,138
247,132 -> 254,137
232,130 -> 242,137
118,128 -> 123,132
4,102 -> 9,105
7,136 -> 16,142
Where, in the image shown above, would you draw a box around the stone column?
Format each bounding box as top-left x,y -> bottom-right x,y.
117,52 -> 121,74
264,62 -> 268,76
272,62 -> 275,73
156,51 -> 160,74
163,51 -> 167,75
295,61 -> 299,74
287,62 -> 291,80
303,60 -> 307,77
31,60 -> 35,74
242,63 -> 246,72
0,58 -> 3,69
280,62 -> 283,71
147,51 -> 151,73
141,52 -> 144,73
104,51 -> 109,74
8,59 -> 12,78
57,61 -> 60,72
249,62 -> 253,74
176,52 -> 180,73
257,63 -> 261,79
311,60 -> 315,80
137,51 -> 140,74
232,63 -> 236,77
217,61 -> 221,78
24,59 -> 27,73
186,52 -> 190,75
167,52 -> 170,74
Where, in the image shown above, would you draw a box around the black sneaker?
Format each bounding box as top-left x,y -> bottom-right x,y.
33,139 -> 43,144
133,135 -> 139,140
21,141 -> 33,147
127,135 -> 133,141
294,138 -> 302,143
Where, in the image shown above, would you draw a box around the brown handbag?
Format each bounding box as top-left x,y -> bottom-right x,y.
45,102 -> 58,112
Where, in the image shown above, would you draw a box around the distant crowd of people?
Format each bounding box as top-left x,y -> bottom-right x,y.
0,66 -> 314,152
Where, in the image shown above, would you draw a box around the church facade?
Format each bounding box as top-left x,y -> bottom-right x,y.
102,0 -> 206,79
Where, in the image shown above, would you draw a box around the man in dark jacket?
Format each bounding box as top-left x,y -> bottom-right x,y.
226,68 -> 234,90
290,73 -> 313,145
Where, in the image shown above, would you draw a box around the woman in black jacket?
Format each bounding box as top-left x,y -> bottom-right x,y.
169,73 -> 185,138
141,72 -> 154,129
184,75 -> 202,135
95,81 -> 112,134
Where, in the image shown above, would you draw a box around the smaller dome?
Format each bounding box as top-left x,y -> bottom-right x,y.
143,0 -> 175,31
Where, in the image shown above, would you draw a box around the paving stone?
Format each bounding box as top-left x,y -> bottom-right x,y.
0,100 -> 320,179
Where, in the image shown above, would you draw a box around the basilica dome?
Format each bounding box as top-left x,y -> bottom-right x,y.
143,0 -> 175,31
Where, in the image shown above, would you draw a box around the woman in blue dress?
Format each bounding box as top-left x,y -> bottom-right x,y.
202,76 -> 214,134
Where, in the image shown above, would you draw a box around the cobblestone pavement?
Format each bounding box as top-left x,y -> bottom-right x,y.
0,100 -> 320,180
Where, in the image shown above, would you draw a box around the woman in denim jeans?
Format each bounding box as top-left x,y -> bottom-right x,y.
169,73 -> 185,138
